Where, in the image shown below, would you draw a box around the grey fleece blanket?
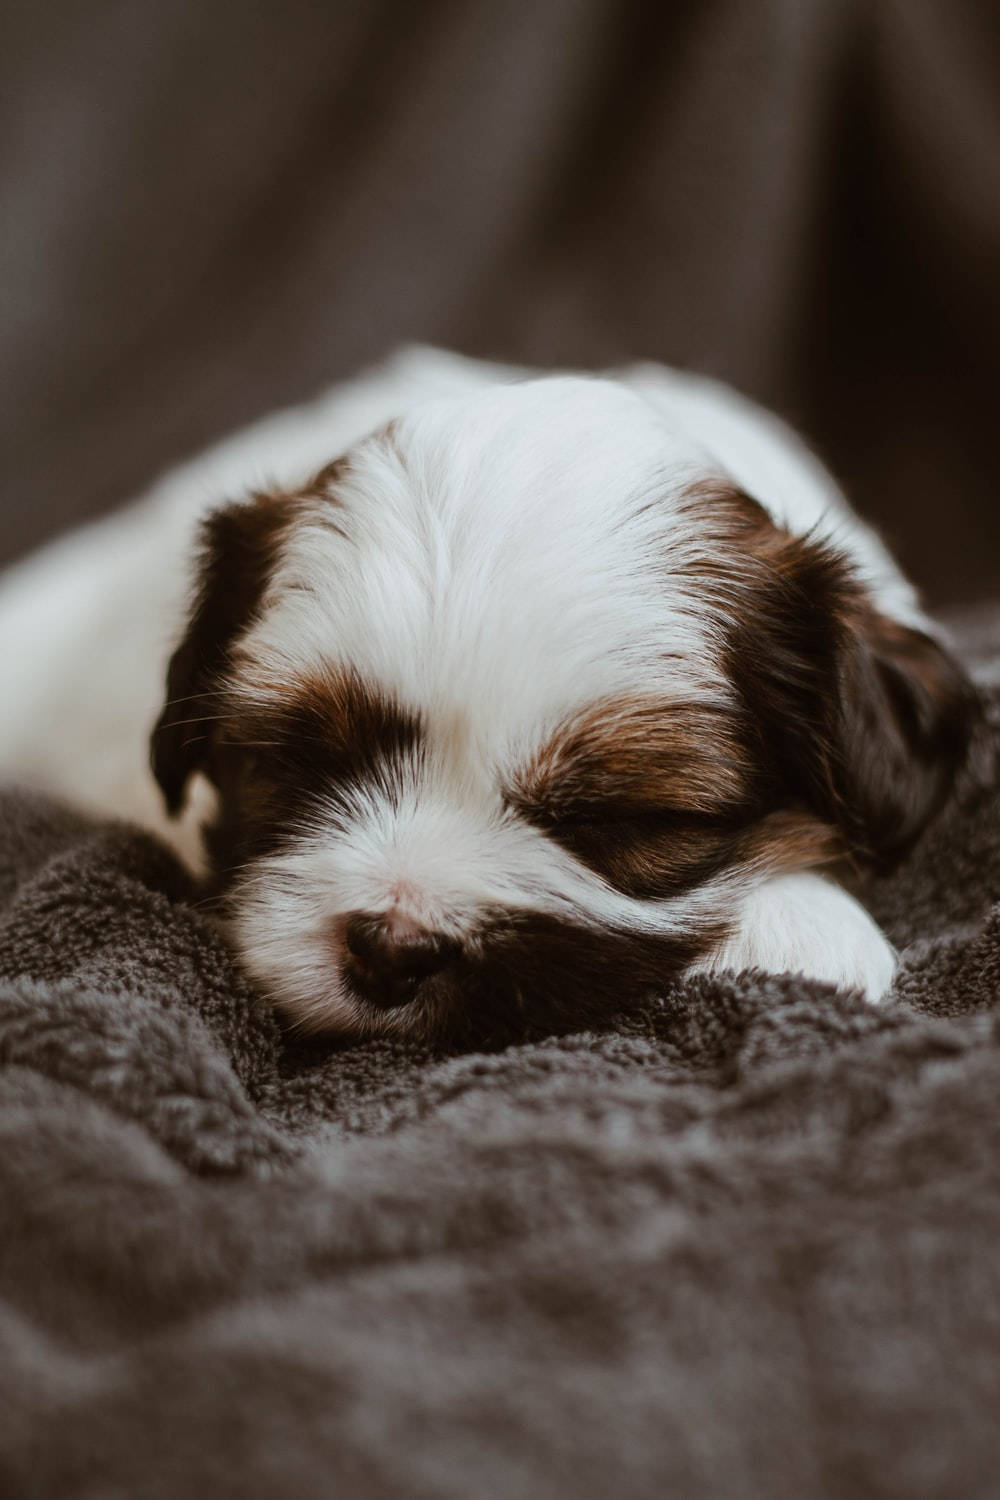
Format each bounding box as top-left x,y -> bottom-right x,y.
2,608 -> 1000,1500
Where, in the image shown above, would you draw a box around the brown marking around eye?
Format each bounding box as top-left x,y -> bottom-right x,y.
518,696 -> 754,819
205,667 -> 423,878
499,483 -> 856,899
225,665 -> 422,791
557,807 -> 842,902
551,811 -> 742,899
509,694 -> 763,897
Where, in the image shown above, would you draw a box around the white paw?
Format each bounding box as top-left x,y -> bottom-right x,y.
687,871 -> 897,1004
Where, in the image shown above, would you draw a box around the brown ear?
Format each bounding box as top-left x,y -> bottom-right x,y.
150,492 -> 297,814
829,608 -> 976,862
723,499 -> 976,866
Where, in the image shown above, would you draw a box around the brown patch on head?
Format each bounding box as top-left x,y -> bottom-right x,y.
685,478 -> 977,867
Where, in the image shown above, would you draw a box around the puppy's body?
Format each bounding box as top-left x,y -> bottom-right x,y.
0,349 -> 972,1038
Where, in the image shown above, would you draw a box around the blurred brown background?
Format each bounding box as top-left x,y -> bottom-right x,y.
1,0 -> 997,605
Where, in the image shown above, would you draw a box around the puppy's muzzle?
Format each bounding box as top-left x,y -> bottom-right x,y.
344,912 -> 462,1008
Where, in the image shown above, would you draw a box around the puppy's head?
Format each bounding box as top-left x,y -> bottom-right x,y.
151,379 -> 974,1040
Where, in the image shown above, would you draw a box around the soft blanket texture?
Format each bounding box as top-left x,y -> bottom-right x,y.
1,605 -> 999,1499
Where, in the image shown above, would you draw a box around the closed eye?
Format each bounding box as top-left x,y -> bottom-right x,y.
521,798 -> 732,834
516,798 -> 750,898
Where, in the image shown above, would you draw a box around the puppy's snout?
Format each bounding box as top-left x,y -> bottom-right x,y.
344,912 -> 460,1007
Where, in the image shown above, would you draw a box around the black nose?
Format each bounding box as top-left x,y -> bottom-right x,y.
344,914 -> 460,1007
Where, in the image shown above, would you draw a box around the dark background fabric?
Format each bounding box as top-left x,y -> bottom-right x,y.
0,605 -> 998,1499
1,0 -> 997,604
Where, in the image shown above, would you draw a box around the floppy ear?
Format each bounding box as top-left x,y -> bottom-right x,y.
728,503 -> 976,867
150,492 -> 296,814
825,605 -> 976,861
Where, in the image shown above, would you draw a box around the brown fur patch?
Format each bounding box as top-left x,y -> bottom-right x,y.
204,666 -> 423,878
151,487 -> 307,812
736,810 -> 844,873
151,454 -> 359,815
309,453 -> 352,496
507,475 -> 972,896
682,476 -> 975,865
520,696 -> 753,816
510,694 -> 762,898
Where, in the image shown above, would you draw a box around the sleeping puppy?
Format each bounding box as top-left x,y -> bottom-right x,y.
0,349 -> 975,1039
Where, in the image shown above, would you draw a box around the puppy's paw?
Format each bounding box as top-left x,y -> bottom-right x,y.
688,871 -> 897,1004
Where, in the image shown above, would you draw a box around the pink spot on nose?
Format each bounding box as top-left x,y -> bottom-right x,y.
378,906 -> 426,945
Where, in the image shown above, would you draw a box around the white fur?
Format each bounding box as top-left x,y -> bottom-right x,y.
689,872 -> 898,1002
238,377 -> 726,759
0,346 -> 915,1024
